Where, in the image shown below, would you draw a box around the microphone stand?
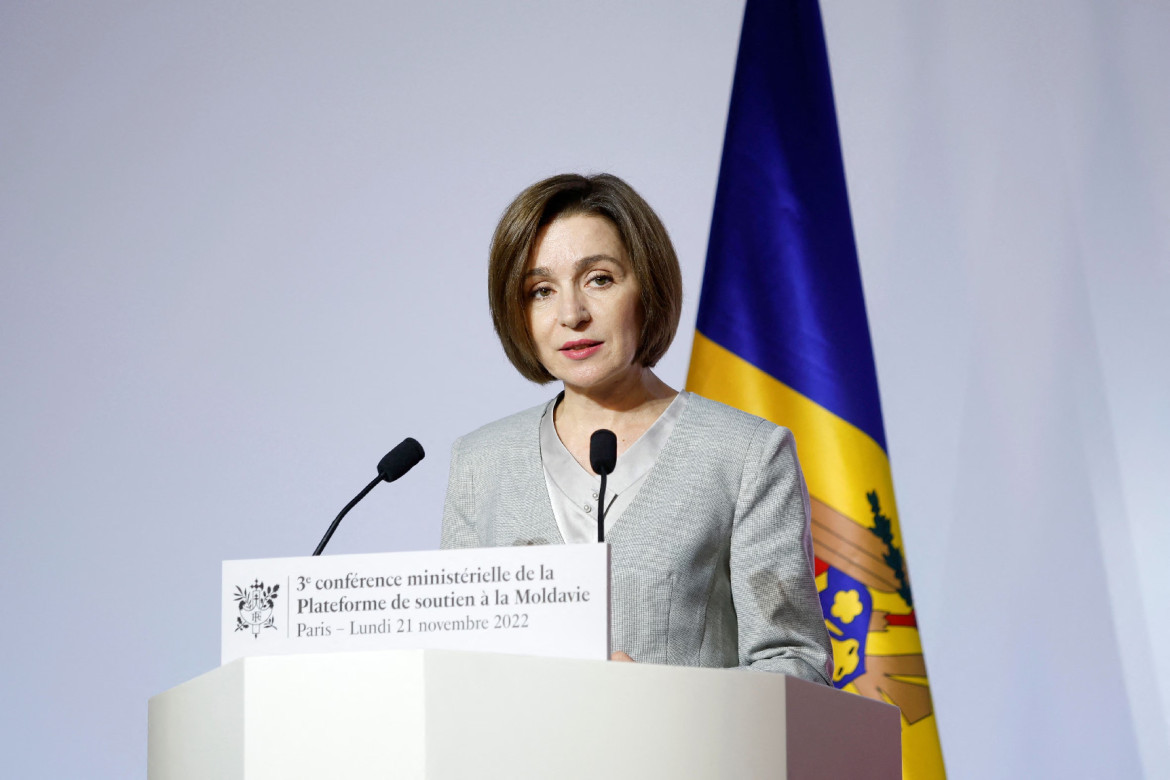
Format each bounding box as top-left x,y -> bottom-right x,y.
313,475 -> 380,556
597,473 -> 608,544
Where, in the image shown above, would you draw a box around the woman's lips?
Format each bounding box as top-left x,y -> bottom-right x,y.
560,340 -> 603,360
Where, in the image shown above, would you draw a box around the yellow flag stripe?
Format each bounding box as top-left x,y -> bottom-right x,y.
904,714 -> 947,780
687,331 -> 901,542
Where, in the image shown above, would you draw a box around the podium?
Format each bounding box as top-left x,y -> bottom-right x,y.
149,649 -> 899,779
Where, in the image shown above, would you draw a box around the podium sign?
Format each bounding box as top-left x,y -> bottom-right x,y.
222,544 -> 609,664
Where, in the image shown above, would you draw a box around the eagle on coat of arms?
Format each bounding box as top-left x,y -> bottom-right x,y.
811,491 -> 934,725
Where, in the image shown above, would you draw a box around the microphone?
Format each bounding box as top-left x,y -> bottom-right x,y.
377,437 -> 426,482
589,429 -> 617,544
312,437 -> 425,556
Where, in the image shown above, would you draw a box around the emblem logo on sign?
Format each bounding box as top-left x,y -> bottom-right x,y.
234,579 -> 279,638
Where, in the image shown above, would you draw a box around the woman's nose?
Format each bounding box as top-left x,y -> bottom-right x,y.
558,290 -> 590,328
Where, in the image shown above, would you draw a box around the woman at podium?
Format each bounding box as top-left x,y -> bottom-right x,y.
441,173 -> 832,684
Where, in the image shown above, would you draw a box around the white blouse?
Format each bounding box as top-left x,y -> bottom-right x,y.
539,391 -> 690,544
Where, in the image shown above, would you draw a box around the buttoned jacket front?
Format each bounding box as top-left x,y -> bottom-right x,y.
440,393 -> 833,684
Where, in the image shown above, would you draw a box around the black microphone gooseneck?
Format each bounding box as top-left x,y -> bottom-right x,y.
589,429 -> 617,544
312,437 -> 425,556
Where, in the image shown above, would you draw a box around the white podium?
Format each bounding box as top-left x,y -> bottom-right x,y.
149,650 -> 899,779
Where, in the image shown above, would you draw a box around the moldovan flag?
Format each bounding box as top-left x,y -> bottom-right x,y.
685,1 -> 945,777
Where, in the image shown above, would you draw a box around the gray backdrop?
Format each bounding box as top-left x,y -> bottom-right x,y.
2,2 -> 1167,778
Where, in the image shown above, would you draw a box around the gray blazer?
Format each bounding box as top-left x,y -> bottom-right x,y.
441,393 -> 833,684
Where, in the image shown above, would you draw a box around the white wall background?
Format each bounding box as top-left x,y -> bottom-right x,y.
1,2 -> 1166,778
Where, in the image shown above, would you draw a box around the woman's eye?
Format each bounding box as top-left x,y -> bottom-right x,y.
530,285 -> 553,299
588,274 -> 614,287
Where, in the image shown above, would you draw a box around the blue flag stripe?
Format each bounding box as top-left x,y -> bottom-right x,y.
695,0 -> 887,451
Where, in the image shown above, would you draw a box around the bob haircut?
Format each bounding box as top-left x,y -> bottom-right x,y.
488,173 -> 683,384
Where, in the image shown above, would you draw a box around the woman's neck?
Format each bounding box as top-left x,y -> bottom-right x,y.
554,368 -> 678,459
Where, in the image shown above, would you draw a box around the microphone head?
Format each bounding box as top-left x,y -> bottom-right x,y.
377,437 -> 425,482
589,429 -> 618,476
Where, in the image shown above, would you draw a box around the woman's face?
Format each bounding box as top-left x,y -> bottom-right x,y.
523,213 -> 643,396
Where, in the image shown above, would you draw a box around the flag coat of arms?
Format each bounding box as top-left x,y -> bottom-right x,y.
685,1 -> 946,776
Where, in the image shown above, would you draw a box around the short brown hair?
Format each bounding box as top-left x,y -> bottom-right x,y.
488,173 -> 683,384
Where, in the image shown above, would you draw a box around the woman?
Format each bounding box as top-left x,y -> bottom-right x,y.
441,173 -> 832,683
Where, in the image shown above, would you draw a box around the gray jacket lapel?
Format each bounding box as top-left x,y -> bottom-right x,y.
501,399 -> 564,545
